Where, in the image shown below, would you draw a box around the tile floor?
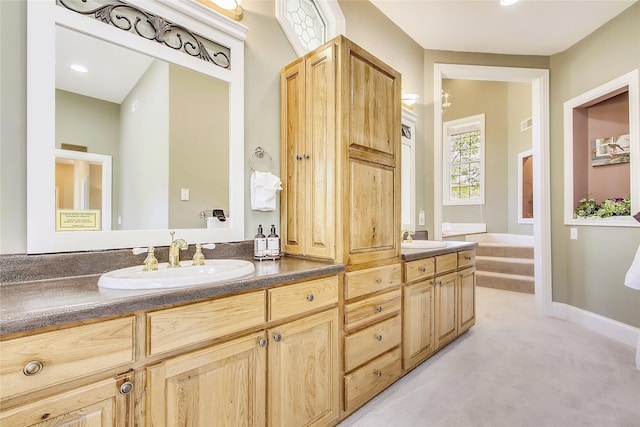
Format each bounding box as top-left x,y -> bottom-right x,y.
339,287 -> 640,427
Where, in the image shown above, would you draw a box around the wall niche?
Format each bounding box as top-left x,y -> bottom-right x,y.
563,70 -> 639,226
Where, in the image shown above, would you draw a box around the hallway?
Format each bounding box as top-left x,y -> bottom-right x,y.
339,287 -> 640,427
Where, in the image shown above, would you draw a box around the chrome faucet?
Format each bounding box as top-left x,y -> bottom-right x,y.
168,231 -> 188,268
401,228 -> 415,243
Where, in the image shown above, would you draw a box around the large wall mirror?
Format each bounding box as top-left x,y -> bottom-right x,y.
27,0 -> 247,253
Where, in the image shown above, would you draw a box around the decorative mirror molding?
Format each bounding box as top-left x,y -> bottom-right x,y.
27,0 -> 248,253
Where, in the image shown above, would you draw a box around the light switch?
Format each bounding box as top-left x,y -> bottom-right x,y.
570,227 -> 578,240
418,210 -> 425,226
181,188 -> 190,201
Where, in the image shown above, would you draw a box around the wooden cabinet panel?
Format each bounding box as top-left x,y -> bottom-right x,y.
344,348 -> 402,414
435,253 -> 457,274
403,280 -> 435,370
347,51 -> 398,159
458,250 -> 475,269
269,276 -> 338,322
344,315 -> 401,372
147,331 -> 266,427
147,291 -> 265,356
0,317 -> 134,400
345,264 -> 401,300
268,309 -> 340,427
349,159 -> 396,258
0,377 -> 128,427
458,267 -> 476,334
435,272 -> 458,349
404,257 -> 435,283
344,289 -> 401,332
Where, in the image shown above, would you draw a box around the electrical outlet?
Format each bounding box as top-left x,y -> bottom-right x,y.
418,210 -> 425,226
570,227 -> 578,240
180,188 -> 190,201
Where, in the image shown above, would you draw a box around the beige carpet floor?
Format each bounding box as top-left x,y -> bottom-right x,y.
339,287 -> 640,427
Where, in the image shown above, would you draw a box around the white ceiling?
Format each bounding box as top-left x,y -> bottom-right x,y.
369,0 -> 637,56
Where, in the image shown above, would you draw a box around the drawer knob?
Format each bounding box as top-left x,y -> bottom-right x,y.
273,333 -> 282,342
465,255 -> 472,260
119,381 -> 134,395
306,294 -> 314,302
375,305 -> 382,313
376,334 -> 383,341
296,154 -> 303,160
374,370 -> 382,377
258,338 -> 267,347
23,360 -> 43,376
419,266 -> 427,273
375,277 -> 383,284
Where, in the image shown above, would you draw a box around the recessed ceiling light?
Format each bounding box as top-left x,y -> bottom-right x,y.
70,64 -> 88,73
500,0 -> 519,5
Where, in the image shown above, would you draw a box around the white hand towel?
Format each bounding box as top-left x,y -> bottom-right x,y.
624,243 -> 640,290
251,171 -> 282,211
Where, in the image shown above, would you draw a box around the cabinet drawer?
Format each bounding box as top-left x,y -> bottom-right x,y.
458,250 -> 475,268
147,291 -> 265,356
404,258 -> 435,283
269,276 -> 338,322
344,289 -> 401,332
0,317 -> 134,400
344,315 -> 401,372
435,253 -> 457,274
344,347 -> 402,413
345,264 -> 401,300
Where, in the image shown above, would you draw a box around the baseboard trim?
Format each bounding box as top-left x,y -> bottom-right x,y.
552,302 -> 639,347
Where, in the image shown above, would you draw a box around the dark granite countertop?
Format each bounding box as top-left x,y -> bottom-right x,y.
0,257 -> 344,336
401,240 -> 478,261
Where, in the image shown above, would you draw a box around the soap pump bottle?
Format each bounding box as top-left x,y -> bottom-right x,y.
267,224 -> 280,258
254,225 -> 267,259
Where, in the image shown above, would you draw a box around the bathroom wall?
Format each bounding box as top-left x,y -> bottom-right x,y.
550,1 -> 640,327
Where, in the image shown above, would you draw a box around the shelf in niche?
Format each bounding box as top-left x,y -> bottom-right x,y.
563,69 -> 639,227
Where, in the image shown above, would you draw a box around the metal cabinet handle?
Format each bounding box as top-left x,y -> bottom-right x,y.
304,154 -> 310,159
375,305 -> 382,313
376,334 -> 383,341
119,381 -> 134,395
23,361 -> 43,376
307,294 -> 314,302
465,255 -> 472,260
273,333 -> 282,342
375,370 -> 382,377
258,337 -> 267,347
296,155 -> 303,160
419,266 -> 427,273
375,277 -> 383,284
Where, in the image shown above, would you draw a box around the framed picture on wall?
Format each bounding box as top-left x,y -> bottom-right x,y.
591,134 -> 630,166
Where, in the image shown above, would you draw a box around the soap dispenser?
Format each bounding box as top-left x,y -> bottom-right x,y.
267,224 -> 280,259
254,225 -> 267,259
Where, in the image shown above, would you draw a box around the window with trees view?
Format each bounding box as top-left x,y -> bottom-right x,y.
443,114 -> 485,205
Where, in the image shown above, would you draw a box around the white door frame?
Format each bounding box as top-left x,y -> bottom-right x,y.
433,64 -> 552,317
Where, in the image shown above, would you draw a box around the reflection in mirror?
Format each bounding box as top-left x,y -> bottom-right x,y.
27,0 -> 247,253
518,150 -> 534,223
55,27 -> 229,231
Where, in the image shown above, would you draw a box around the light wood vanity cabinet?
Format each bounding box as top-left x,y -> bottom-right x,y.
280,35 -> 401,266
402,248 -> 477,370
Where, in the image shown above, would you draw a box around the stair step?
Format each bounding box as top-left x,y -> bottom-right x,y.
476,243 -> 533,259
476,271 -> 534,294
476,256 -> 534,277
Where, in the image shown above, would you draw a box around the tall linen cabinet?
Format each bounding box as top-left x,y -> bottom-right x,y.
280,35 -> 401,266
280,35 -> 403,418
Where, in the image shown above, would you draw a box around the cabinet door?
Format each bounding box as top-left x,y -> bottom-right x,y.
348,159 -> 397,264
0,376 -> 132,427
403,280 -> 435,370
281,59 -> 306,255
268,309 -> 339,427
147,332 -> 266,427
458,267 -> 476,334
435,272 -> 458,349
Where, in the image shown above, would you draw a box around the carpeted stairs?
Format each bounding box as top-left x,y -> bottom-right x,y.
475,243 -> 534,293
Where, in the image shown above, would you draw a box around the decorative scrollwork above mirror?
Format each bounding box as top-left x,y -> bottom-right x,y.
27,0 -> 248,253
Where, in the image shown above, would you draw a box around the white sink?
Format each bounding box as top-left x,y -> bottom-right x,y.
98,259 -> 255,290
401,240 -> 448,250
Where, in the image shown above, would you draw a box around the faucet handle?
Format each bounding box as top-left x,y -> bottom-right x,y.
201,243 -> 216,250
143,247 -> 158,271
132,247 -> 147,255
170,230 -> 175,241
401,228 -> 415,243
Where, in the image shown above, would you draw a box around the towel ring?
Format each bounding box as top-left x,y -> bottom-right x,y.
250,146 -> 274,173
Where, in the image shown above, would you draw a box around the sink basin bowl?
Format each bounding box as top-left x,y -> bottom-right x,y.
98,259 -> 255,290
401,240 -> 448,250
